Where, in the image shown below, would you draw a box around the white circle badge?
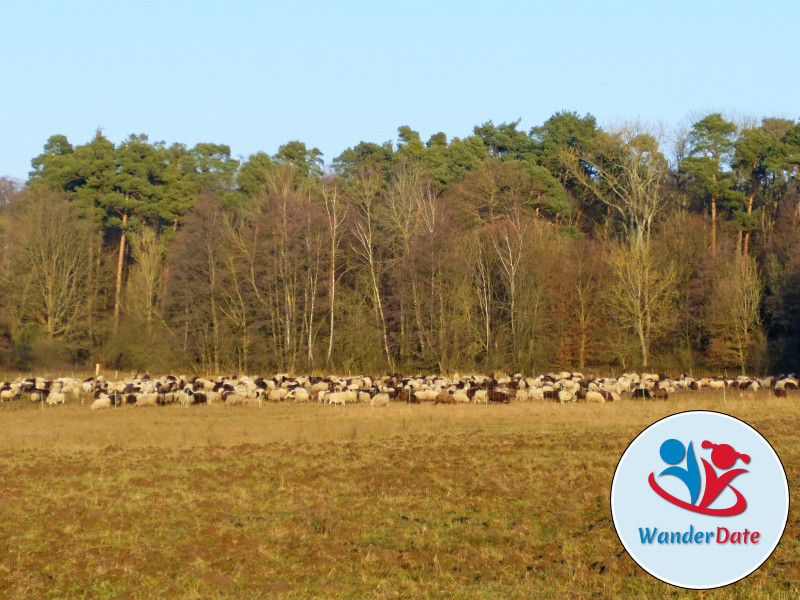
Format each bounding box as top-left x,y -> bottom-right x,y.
610,411 -> 789,589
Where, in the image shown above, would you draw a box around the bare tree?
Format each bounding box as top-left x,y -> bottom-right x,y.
6,191 -> 90,340
321,180 -> 347,368
474,236 -> 494,364
349,169 -> 394,370
604,241 -> 677,368
489,210 -> 526,338
383,162 -> 429,360
563,122 -> 671,248
125,227 -> 166,334
706,253 -> 763,373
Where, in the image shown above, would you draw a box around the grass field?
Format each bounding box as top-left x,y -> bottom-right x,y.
0,391 -> 798,599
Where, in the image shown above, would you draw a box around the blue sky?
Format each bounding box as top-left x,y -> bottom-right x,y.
2,0 -> 798,182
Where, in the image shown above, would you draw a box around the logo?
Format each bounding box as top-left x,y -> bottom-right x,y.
610,411 -> 789,589
648,438 -> 749,516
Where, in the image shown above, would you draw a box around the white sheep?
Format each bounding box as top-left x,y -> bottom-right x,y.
46,392 -> 66,405
558,389 -> 575,403
135,393 -> 158,407
0,388 -> 19,401
452,391 -> 471,404
370,393 -> 390,407
585,390 -> 606,404
268,388 -> 287,403
290,387 -> 310,403
90,396 -> 112,410
326,391 -> 348,406
224,393 -> 248,406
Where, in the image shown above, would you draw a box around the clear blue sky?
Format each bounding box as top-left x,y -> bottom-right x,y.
2,0 -> 797,182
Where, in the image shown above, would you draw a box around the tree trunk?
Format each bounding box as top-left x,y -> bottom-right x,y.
711,197 -> 717,256
369,263 -> 393,371
113,213 -> 128,334
87,241 -> 94,339
326,233 -> 336,368
743,192 -> 755,255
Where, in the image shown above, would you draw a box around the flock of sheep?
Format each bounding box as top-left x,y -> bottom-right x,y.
0,371 -> 797,410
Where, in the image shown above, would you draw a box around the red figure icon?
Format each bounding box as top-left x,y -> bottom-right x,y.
698,441 -> 750,509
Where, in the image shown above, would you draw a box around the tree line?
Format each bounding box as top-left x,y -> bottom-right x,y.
1,111 -> 799,375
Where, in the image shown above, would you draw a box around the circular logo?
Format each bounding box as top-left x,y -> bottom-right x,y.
610,411 -> 789,589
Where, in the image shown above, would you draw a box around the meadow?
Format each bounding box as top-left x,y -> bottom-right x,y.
0,391 -> 798,599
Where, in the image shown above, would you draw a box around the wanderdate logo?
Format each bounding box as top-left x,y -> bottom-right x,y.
611,411 -> 789,589
649,438 -> 750,516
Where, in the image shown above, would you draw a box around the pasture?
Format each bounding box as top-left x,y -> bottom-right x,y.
1,391 -> 798,599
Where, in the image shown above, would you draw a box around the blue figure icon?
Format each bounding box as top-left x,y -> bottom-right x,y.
659,438 -> 701,505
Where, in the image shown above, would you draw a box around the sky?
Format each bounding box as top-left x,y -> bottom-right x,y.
2,0 -> 798,182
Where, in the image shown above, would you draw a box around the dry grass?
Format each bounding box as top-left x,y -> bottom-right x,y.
0,390 -> 798,598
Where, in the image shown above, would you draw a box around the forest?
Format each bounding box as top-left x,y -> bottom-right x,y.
1,111 -> 799,376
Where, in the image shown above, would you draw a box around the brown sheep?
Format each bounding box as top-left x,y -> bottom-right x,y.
434,393 -> 455,405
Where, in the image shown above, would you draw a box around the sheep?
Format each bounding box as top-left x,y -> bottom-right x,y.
290,387 -> 310,403
527,387 -> 545,402
370,393 -> 390,407
268,388 -> 287,403
90,395 -> 112,410
0,387 -> 20,402
310,381 -> 330,396
135,393 -> 158,407
179,389 -> 192,407
326,391 -> 348,406
204,391 -> 222,404
452,391 -> 471,404
472,389 -> 488,404
414,389 -> 439,402
434,393 -> 455,405
224,393 -> 248,406
30,390 -> 48,403
584,390 -> 606,404
46,392 -> 66,405
558,389 -> 575,403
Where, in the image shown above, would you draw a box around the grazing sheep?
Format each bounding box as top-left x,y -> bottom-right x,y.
198,391 -> 219,404
0,387 -> 20,401
584,390 -> 606,404
415,389 -> 439,402
370,393 -> 390,407
557,389 -> 575,403
46,392 -> 66,405
452,391 -> 471,404
224,394 -> 248,406
472,389 -> 488,404
135,393 -> 158,407
289,387 -> 310,403
90,396 -> 112,410
434,393 -> 455,405
528,388 -> 545,402
268,388 -> 287,403
326,391 -> 348,406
